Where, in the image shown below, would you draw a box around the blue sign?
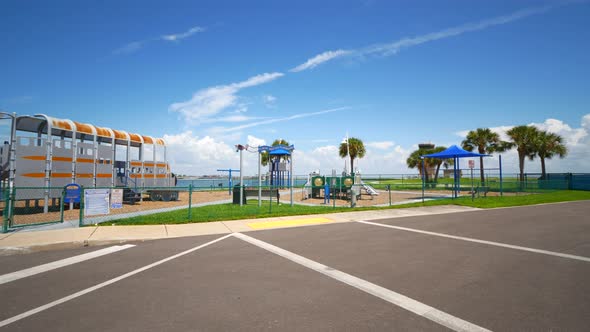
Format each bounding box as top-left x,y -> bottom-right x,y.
64,183 -> 81,203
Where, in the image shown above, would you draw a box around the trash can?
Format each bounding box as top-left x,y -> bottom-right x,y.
232,184 -> 246,205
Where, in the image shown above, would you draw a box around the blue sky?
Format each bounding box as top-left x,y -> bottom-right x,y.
1,0 -> 589,175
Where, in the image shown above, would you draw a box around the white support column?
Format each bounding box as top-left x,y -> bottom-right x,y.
258,151 -> 261,207
92,135 -> 97,188
126,141 -> 131,187
239,147 -> 243,207
43,124 -> 53,214
111,140 -> 116,187
290,152 -> 294,207
153,142 -> 157,187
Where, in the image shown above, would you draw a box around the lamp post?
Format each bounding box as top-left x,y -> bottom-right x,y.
235,144 -> 247,206
341,133 -> 351,175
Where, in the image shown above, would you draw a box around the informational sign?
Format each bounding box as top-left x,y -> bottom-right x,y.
84,189 -> 110,216
64,183 -> 81,204
468,160 -> 475,169
110,188 -> 123,209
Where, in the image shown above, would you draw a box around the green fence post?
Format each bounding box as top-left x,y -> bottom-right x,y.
188,184 -> 193,220
332,185 -> 336,209
2,188 -> 9,233
9,187 -> 15,229
60,189 -> 65,224
79,187 -> 84,227
387,184 -> 391,206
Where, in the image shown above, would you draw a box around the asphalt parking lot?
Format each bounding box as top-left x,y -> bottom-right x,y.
1,201 -> 589,331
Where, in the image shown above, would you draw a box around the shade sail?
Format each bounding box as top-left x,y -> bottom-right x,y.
421,145 -> 488,159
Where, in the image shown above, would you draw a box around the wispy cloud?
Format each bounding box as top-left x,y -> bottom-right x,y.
222,107 -> 350,132
113,25 -> 205,55
263,95 -> 277,108
161,26 -> 205,42
290,50 -> 352,72
367,141 -> 395,150
1,95 -> 35,105
112,41 -> 146,55
169,72 -> 284,124
291,4 -> 556,72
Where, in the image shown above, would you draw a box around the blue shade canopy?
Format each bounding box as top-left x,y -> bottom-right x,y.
421,145 -> 489,159
258,144 -> 294,156
269,148 -> 291,155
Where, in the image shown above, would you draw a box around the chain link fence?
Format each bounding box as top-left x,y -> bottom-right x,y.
2,173 -> 588,232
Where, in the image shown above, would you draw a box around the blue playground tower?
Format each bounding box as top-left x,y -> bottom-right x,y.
258,145 -> 294,188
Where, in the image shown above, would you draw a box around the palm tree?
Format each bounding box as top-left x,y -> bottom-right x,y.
534,131 -> 567,179
406,149 -> 428,180
461,128 -> 509,185
339,137 -> 366,174
406,146 -> 453,183
429,146 -> 453,182
506,125 -> 539,182
261,139 -> 290,166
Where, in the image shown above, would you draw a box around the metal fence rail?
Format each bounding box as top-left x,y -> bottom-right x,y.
2,172 -> 588,233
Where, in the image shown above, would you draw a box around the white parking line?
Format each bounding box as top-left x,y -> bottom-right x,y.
233,232 -> 491,332
358,220 -> 590,263
0,244 -> 136,286
0,234 -> 233,329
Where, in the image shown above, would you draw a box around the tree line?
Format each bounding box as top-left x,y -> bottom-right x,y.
406,126 -> 567,183
260,125 -> 567,184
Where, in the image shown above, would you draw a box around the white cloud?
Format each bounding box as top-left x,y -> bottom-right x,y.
291,4 -> 555,71
1,95 -> 35,105
169,72 -> 284,124
164,115 -> 589,176
161,26 -> 205,42
456,114 -> 590,175
362,5 -> 553,58
263,95 -> 277,108
531,118 -> 587,146
220,107 -> 350,132
112,41 -> 146,55
247,135 -> 266,148
113,25 -> 205,55
367,141 -> 395,150
163,131 -> 237,175
290,50 -> 352,72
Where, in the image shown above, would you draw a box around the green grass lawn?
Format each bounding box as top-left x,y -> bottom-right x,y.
398,190 -> 590,209
108,201 -> 366,226
105,190 -> 590,226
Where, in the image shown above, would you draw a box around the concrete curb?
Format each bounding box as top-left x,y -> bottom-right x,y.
0,205 -> 480,255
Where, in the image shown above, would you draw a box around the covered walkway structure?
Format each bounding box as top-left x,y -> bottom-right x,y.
421,145 -> 500,200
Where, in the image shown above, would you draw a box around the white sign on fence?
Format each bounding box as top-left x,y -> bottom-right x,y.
84,189 -> 110,216
111,188 -> 123,209
468,160 -> 475,169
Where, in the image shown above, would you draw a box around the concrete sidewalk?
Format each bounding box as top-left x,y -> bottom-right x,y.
0,205 -> 478,254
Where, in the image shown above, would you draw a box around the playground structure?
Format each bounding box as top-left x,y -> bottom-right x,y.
0,112 -> 178,214
303,170 -> 379,201
260,144 -> 293,187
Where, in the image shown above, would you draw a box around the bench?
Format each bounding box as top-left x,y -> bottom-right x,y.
242,188 -> 280,204
475,186 -> 490,197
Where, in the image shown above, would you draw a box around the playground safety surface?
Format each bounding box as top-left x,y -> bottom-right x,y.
0,201 -> 588,331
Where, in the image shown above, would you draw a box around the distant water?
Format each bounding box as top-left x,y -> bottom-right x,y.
177,178 -> 308,189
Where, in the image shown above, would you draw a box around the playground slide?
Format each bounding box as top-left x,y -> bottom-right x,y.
360,181 -> 379,196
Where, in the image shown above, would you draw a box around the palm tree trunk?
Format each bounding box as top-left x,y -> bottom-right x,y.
350,158 -> 354,175
540,157 -> 546,179
434,163 -> 441,182
479,156 -> 485,185
518,152 -> 525,186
